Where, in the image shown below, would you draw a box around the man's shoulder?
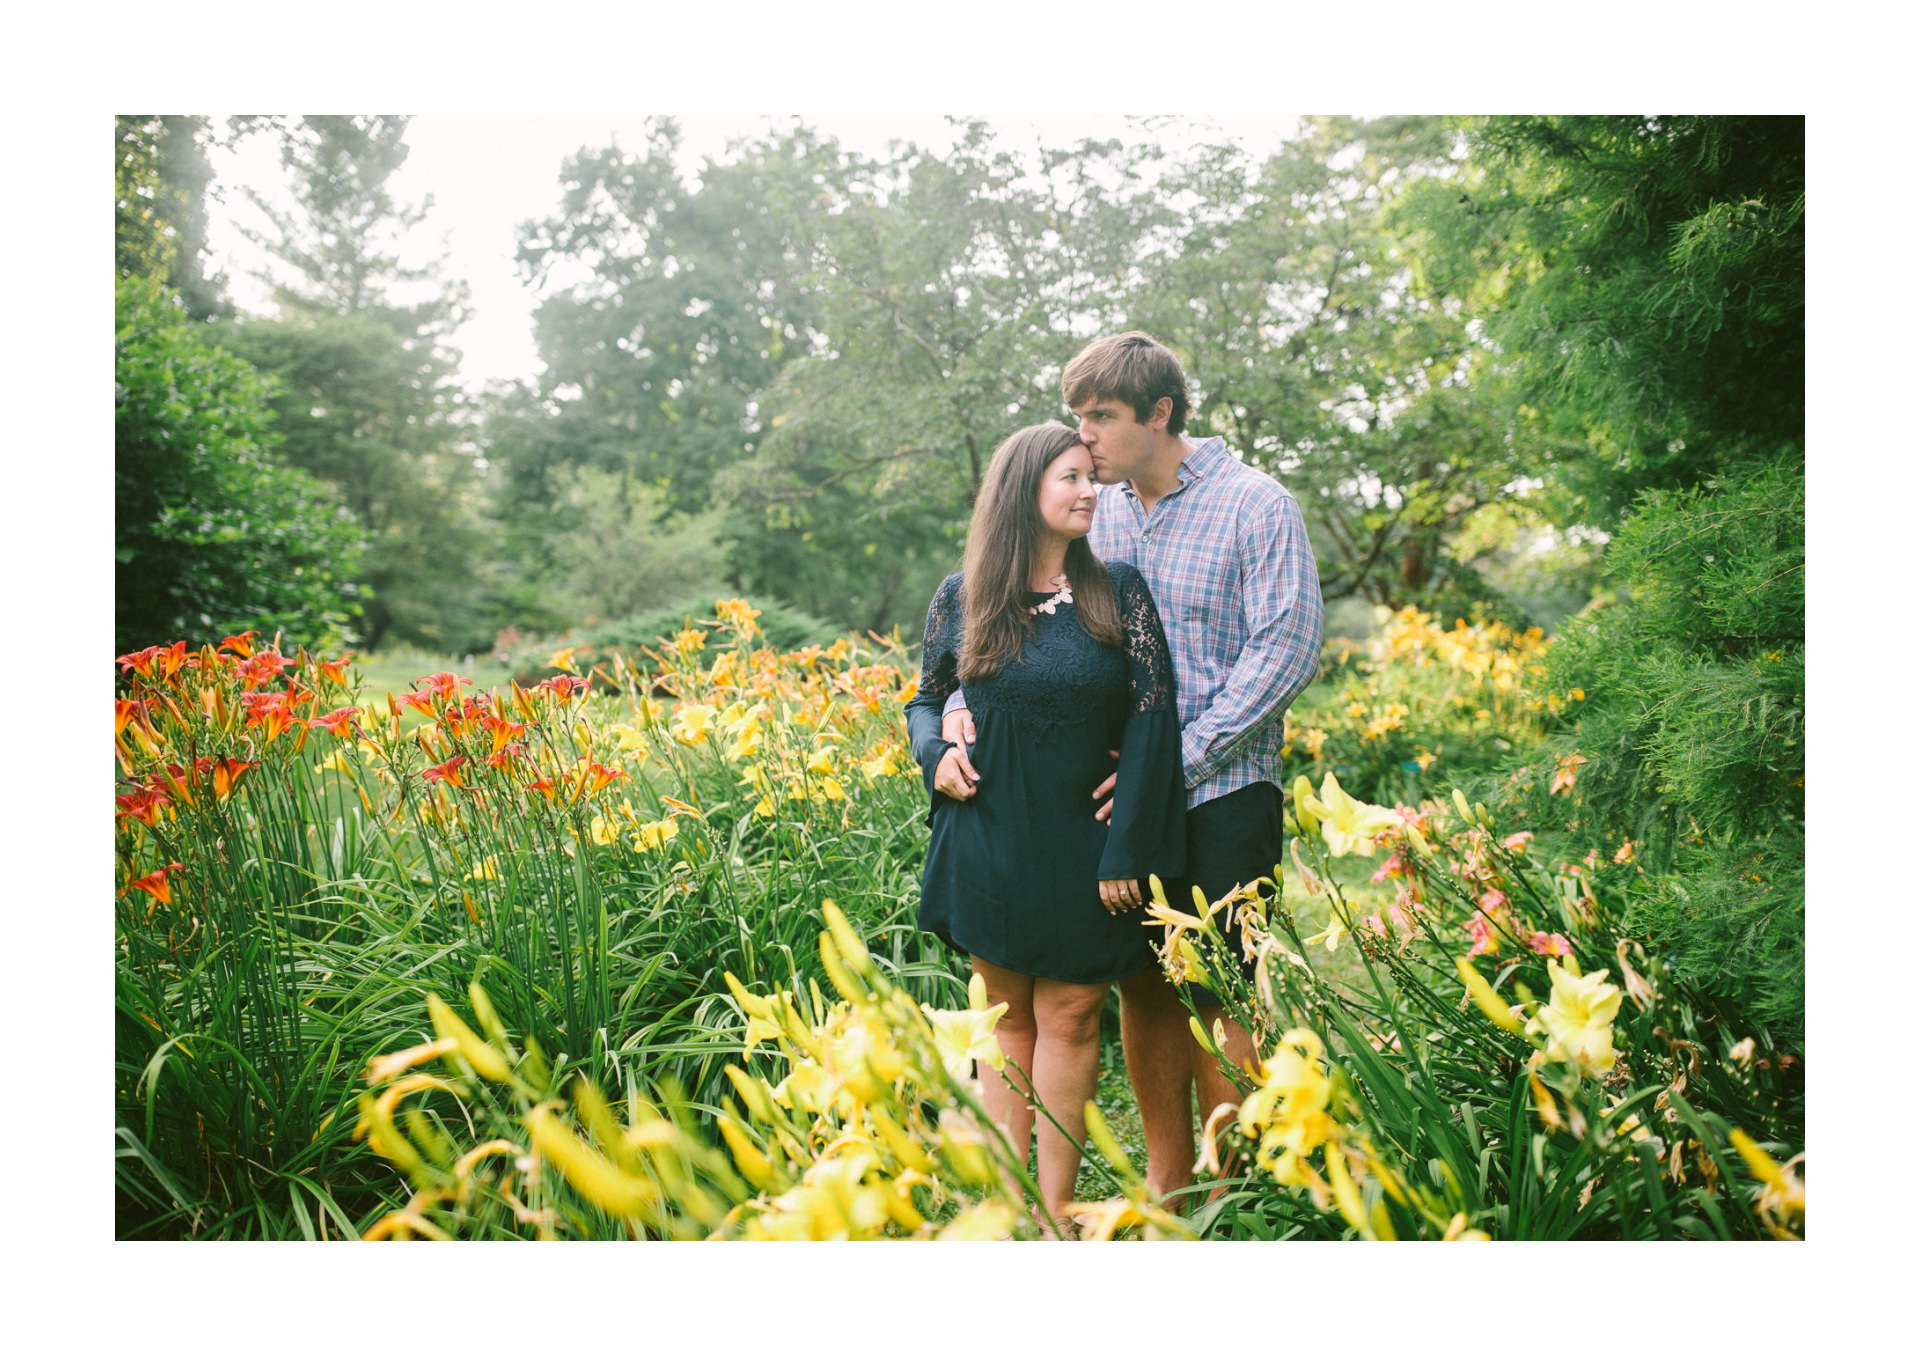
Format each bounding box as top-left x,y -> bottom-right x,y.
1195,445 -> 1300,513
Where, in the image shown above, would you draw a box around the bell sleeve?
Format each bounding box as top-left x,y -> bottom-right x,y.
1097,565 -> 1186,882
903,573 -> 965,824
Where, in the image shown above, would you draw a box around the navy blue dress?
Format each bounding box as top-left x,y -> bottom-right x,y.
905,562 -> 1186,984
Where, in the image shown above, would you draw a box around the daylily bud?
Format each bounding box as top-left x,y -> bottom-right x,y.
468,980 -> 509,1046
427,993 -> 512,1082
1454,956 -> 1525,1034
936,1112 -> 995,1186
718,1116 -> 776,1188
1083,1102 -> 1138,1179
724,1063 -> 778,1124
1453,788 -> 1473,823
1527,1065 -> 1566,1132
526,1104 -> 657,1217
869,1106 -> 935,1174
819,933 -> 868,1004
1292,775 -> 1320,835
1369,1195 -> 1397,1240
1189,1015 -> 1216,1053
1324,1143 -> 1369,1236
821,898 -> 873,971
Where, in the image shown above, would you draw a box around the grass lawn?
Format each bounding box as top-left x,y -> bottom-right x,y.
350,646 -> 516,704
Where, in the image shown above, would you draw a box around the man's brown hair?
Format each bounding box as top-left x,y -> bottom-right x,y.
1061,331 -> 1191,435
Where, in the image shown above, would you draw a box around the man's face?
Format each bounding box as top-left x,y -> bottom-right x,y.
1073,396 -> 1158,484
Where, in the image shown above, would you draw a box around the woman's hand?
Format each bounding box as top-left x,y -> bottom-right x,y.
1099,878 -> 1142,913
934,745 -> 980,801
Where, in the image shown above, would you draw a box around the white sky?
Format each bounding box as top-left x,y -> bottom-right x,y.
207,114 -> 1302,392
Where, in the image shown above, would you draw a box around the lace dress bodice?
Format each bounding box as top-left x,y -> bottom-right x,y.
903,561 -> 1186,984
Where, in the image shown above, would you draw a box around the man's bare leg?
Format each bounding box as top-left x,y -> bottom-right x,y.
1192,1003 -> 1257,1196
1118,966 -> 1196,1201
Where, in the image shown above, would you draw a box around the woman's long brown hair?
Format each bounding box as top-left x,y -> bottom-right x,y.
958,424 -> 1122,683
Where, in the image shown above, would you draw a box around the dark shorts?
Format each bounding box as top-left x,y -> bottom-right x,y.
1157,781 -> 1284,1009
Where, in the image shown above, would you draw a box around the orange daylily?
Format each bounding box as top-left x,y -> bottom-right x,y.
481,714 -> 529,753
116,645 -> 165,678
573,760 -> 628,798
211,757 -> 258,801
423,755 -> 469,789
304,706 -> 359,737
218,630 -> 259,658
117,642 -> 191,681
126,862 -> 186,907
115,788 -> 171,827
417,672 -> 473,703
236,650 -> 294,689
240,691 -> 296,742
315,652 -> 355,685
486,742 -> 529,771
538,674 -> 591,701
439,696 -> 492,737
1550,752 -> 1588,796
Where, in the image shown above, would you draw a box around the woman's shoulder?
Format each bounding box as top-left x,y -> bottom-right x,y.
935,571 -> 965,601
1102,558 -> 1147,593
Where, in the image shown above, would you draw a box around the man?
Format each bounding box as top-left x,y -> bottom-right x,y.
942,332 -> 1322,1201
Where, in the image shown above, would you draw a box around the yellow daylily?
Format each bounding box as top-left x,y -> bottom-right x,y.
633,817 -> 679,851
609,722 -> 652,759
671,704 -> 717,745
1302,914 -> 1348,952
724,972 -> 789,1051
936,1200 -> 1018,1240
1527,957 -> 1623,1076
1304,773 -> 1401,857
921,973 -> 1008,1079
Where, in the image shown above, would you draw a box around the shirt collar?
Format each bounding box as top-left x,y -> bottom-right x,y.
1118,436 -> 1227,498
1178,436 -> 1229,483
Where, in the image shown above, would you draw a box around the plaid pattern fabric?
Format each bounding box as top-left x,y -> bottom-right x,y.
1089,436 -> 1323,809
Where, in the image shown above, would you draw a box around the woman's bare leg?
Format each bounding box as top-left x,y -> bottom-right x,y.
1030,977 -> 1111,1230
969,956 -> 1037,1173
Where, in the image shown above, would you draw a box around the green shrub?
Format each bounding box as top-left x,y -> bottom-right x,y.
115,275 -> 367,653
1484,451 -> 1804,1041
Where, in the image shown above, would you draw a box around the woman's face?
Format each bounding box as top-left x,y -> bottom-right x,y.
1035,442 -> 1098,545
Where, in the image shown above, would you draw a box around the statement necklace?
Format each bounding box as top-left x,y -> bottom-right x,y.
1029,573 -> 1073,616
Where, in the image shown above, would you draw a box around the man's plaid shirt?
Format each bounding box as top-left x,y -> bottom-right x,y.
1089,436 -> 1323,810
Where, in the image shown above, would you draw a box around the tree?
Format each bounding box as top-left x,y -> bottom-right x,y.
115,116 -> 225,319
724,122 -> 1173,631
115,275 -> 365,652
497,122 -> 858,629
1129,117 -> 1545,613
1423,116 -> 1806,1038
222,116 -> 486,650
506,121 -> 831,514
1407,115 -> 1804,518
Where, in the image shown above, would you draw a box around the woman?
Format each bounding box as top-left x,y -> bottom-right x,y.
905,422 -> 1184,1234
